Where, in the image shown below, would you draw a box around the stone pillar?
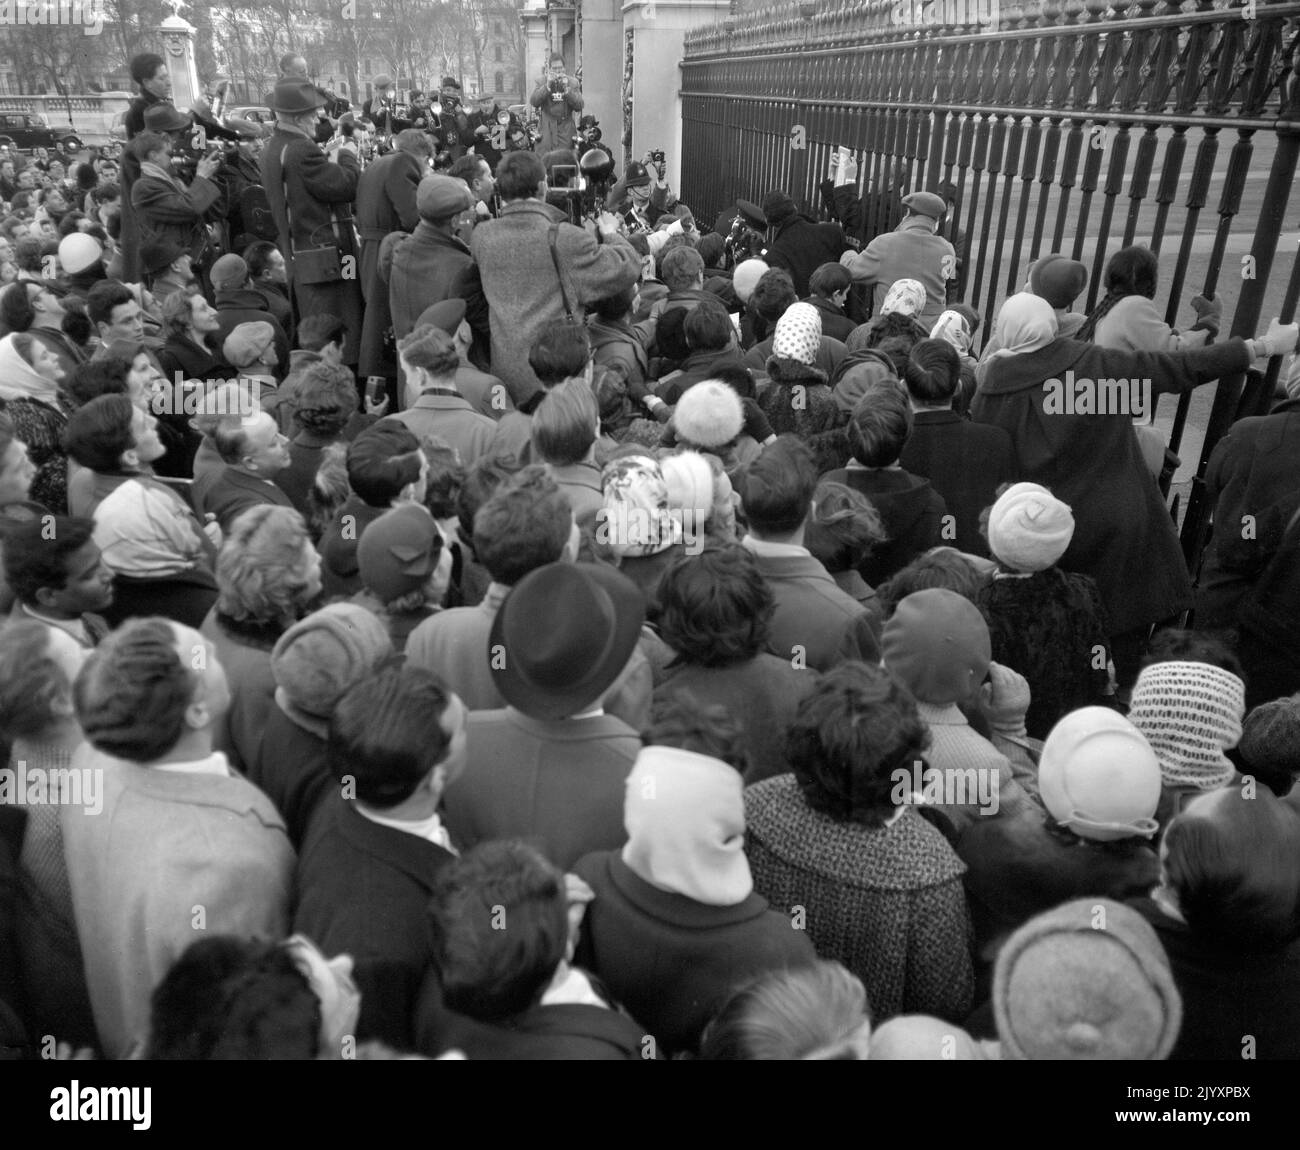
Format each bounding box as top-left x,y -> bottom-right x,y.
621,0 -> 729,177
158,13 -> 202,115
578,0 -> 624,162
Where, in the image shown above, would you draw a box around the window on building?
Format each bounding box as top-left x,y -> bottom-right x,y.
364,59 -> 372,74
494,71 -> 504,93
493,21 -> 501,34
494,46 -> 502,62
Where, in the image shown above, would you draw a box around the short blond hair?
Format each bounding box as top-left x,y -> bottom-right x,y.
215,505 -> 315,624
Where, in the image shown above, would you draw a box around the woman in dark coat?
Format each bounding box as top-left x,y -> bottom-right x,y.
970,292 -> 1293,684
573,745 -> 817,1056
1128,785 -> 1300,1060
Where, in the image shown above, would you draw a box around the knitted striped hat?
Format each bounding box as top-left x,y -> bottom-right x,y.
772,302 -> 821,366
1127,660 -> 1245,790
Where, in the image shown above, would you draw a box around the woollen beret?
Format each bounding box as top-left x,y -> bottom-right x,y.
210,253 -> 249,291
994,898 -> 1182,1060
1030,253 -> 1089,310
357,503 -> 444,606
415,298 -> 467,335
1237,693 -> 1300,783
882,588 -> 991,706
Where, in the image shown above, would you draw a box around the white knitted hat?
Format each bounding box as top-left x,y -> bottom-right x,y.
772,301 -> 821,365
987,482 -> 1075,572
1127,661 -> 1245,789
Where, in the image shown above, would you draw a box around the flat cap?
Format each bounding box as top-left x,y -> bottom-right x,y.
902,190 -> 948,219
416,173 -> 473,222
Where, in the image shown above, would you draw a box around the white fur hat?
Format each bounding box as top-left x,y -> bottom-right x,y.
674,380 -> 744,449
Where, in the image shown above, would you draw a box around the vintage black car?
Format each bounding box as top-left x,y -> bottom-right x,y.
0,112 -> 83,154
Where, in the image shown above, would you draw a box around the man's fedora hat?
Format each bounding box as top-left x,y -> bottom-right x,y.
489,562 -> 646,721
271,78 -> 326,115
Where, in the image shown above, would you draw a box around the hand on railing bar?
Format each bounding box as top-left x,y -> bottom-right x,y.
1189,293 -> 1221,337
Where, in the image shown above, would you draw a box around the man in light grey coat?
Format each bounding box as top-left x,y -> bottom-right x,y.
469,150 -> 639,405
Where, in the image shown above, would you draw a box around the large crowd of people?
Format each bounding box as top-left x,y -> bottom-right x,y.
0,47 -> 1298,1063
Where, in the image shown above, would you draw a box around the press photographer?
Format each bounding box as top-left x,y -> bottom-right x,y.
530,53 -> 584,152
129,128 -> 225,286
434,77 -> 472,163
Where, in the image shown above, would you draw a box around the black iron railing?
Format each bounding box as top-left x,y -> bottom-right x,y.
681,0 -> 1300,569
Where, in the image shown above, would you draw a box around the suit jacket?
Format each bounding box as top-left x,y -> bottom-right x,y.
61,747 -> 293,1058
470,199 -> 640,404
294,794 -> 454,1049
386,393 -> 497,469
742,539 -> 876,672
192,465 -> 294,534
442,708 -> 641,870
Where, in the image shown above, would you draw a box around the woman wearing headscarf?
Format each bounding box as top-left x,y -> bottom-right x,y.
572,744 -> 817,1056
0,332 -> 71,512
970,291 -> 1297,688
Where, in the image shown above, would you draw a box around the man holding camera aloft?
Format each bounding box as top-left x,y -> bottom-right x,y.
129,124 -> 225,280
530,53 -> 583,154
435,77 -> 473,163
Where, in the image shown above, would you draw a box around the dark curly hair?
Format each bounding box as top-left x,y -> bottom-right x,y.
645,690 -> 750,774
149,936 -> 320,1060
657,544 -> 773,668
1140,627 -> 1245,683
786,661 -> 930,826
805,481 -> 886,575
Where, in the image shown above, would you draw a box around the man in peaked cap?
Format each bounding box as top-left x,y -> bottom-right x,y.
260,77 -> 364,371
840,187 -> 957,328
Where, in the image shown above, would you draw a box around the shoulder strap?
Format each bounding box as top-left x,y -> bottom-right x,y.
279,143 -> 296,253
548,222 -> 575,322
